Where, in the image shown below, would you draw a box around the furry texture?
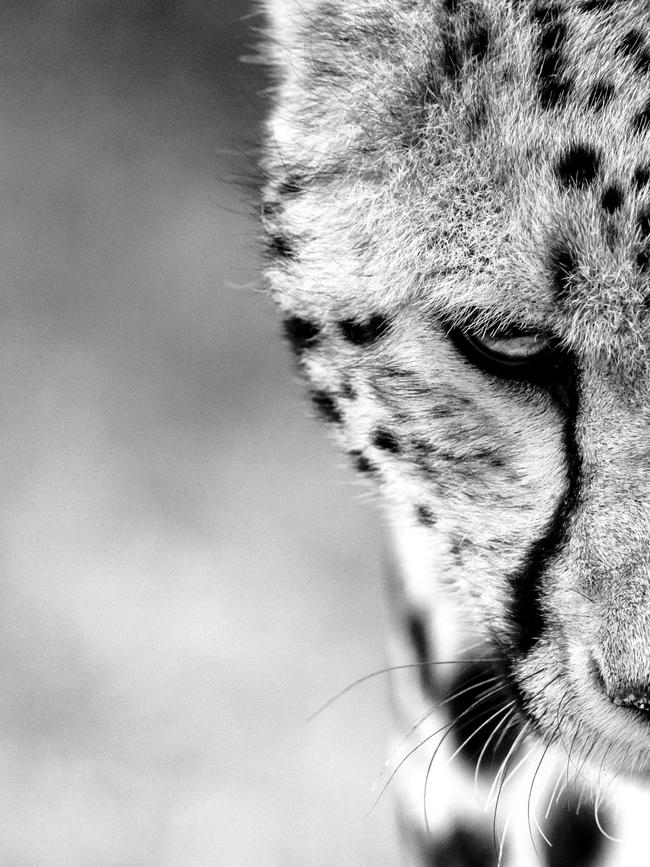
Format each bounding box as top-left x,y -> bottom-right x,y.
262,1 -> 650,863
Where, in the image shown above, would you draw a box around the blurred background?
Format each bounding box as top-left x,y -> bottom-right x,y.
0,1 -> 399,863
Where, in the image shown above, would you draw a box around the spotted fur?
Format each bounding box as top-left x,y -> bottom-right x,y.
262,1 -> 650,863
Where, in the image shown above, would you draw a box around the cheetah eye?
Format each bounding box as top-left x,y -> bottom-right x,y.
464,331 -> 550,366
450,325 -> 557,384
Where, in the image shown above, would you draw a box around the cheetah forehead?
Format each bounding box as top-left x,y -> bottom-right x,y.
264,0 -> 650,368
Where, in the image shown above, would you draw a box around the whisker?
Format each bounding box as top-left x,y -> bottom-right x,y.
497,799 -> 515,867
527,723 -> 561,858
422,681 -> 510,837
574,734 -> 599,790
545,763 -> 568,820
382,674 -> 502,782
474,706 -> 518,793
307,658 -> 503,721
364,718 -> 455,818
488,710 -> 519,764
448,700 -> 516,767
564,721 -> 581,795
485,664 -> 552,816
534,814 -> 553,848
594,785 -> 623,843
490,739 -> 535,808
491,728 -> 533,857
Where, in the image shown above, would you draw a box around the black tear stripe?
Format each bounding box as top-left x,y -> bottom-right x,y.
509,359 -> 581,657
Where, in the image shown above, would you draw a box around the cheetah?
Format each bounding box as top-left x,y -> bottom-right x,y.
261,1 -> 650,863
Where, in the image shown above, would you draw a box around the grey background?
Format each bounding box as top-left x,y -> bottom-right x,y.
0,1 -> 399,863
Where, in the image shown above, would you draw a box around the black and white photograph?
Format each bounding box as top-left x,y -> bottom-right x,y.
6,1 -> 650,864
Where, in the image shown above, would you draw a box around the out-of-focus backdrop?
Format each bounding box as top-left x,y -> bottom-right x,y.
0,2 -> 399,864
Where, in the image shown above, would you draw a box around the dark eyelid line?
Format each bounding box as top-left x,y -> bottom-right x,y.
446,323 -> 564,388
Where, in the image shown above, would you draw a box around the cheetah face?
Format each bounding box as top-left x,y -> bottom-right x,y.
263,0 -> 650,785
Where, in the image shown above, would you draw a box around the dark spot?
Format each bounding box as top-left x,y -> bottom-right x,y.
601,184 -> 623,213
536,51 -> 570,107
540,19 -> 566,52
339,314 -> 389,344
416,504 -> 436,526
634,166 -> 650,187
372,428 -> 400,453
548,238 -> 577,299
554,143 -> 600,188
282,316 -> 320,354
440,4 -> 491,81
267,233 -> 295,259
544,793 -> 609,866
618,29 -> 650,75
537,48 -> 563,82
539,76 -> 573,109
311,390 -> 341,424
447,664 -> 519,772
633,52 -> 650,75
350,450 -> 375,474
340,379 -> 356,399
619,28 -> 644,57
587,80 -> 614,111
632,98 -> 650,134
533,5 -> 573,109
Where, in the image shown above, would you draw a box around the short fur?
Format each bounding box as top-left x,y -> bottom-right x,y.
262,1 -> 650,863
